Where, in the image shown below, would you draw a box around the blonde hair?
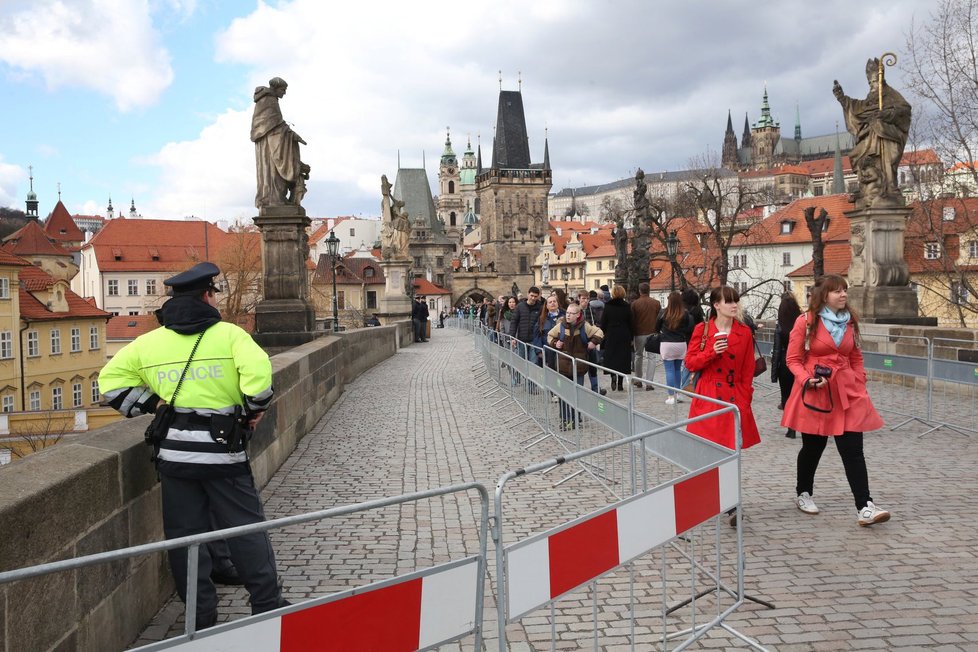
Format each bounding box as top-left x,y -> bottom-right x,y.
611,284 -> 626,300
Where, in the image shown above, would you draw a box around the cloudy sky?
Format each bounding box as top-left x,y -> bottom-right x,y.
0,0 -> 932,222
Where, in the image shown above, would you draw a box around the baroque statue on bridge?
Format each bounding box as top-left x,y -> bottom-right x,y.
834,56 -> 911,209
251,77 -> 310,209
380,174 -> 411,260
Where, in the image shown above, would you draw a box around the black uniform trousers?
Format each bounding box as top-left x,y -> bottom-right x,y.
160,471 -> 282,622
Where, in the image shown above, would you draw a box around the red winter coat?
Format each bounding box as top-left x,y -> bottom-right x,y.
684,319 -> 760,450
781,314 -> 884,436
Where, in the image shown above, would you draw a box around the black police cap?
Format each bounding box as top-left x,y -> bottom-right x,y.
164,262 -> 222,294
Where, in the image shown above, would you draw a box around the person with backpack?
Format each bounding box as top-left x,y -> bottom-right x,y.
548,303 -> 604,430
782,275 -> 889,526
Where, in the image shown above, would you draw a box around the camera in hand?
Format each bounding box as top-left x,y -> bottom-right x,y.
813,364 -> 832,379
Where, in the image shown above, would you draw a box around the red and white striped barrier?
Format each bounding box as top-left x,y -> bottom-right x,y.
505,460 -> 738,619
158,557 -> 480,652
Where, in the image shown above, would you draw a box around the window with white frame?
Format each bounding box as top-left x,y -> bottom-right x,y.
970,240 -> 978,259
734,281 -> 748,295
91,380 -> 100,404
596,261 -> 602,270
128,279 -> 138,295
29,390 -> 40,411
107,279 -> 119,296
0,331 -> 10,359
72,383 -> 82,407
27,330 -> 38,357
0,277 -> 8,299
70,327 -> 81,352
924,242 -> 940,260
594,279 -> 600,289
943,206 -> 956,221
951,281 -> 970,305
1,395 -> 12,412
52,386 -> 63,410
782,252 -> 792,266
146,279 -> 157,295
90,326 -> 99,349
780,221 -> 793,234
51,328 -> 61,354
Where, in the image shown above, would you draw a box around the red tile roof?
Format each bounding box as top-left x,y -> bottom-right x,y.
734,194 -> 855,246
2,220 -> 69,256
18,265 -> 112,321
786,242 -> 851,278
413,278 -> 451,295
85,219 -> 235,272
44,200 -> 85,243
901,149 -> 941,166
308,217 -> 354,245
313,256 -> 386,284
106,314 -> 160,340
0,249 -> 31,267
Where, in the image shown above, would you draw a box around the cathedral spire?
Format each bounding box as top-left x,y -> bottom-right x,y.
543,127 -> 550,170
831,124 -> 845,194
742,112 -> 752,149
794,103 -> 802,140
754,85 -> 777,129
722,110 -> 739,168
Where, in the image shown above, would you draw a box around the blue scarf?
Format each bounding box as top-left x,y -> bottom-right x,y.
819,306 -> 850,346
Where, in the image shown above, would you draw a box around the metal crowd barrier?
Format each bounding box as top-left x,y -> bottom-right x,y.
928,337 -> 978,436
469,322 -> 770,650
0,483 -> 490,652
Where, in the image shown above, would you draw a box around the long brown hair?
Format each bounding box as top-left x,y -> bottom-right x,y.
805,274 -> 860,348
663,291 -> 685,330
777,291 -> 801,335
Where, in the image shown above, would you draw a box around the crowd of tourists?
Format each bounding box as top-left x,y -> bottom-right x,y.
465,275 -> 891,528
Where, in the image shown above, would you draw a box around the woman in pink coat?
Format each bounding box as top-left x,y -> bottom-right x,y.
782,275 -> 890,526
685,286 -> 761,450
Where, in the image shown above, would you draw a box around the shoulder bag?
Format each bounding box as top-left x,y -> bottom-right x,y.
752,339 -> 767,378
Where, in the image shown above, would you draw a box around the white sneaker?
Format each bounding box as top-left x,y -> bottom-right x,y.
857,501 -> 890,526
796,492 -> 819,514
665,396 -> 676,405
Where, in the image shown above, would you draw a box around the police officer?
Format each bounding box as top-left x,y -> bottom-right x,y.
99,262 -> 287,629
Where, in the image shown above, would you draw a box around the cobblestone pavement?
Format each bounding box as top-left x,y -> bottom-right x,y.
133,328 -> 978,650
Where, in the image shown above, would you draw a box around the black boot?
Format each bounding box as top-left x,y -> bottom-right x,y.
785,429 -> 797,439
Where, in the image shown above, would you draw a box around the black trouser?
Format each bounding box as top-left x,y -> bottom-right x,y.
776,360 -> 795,408
161,472 -> 283,621
796,432 -> 871,509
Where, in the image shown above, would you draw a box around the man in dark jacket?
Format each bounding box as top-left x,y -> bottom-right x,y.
412,296 -> 429,342
630,282 -> 661,390
509,287 -> 543,388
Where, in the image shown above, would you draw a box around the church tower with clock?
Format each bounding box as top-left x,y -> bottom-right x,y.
437,129 -> 464,253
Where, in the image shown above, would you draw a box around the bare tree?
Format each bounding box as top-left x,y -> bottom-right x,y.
803,207 -> 829,280
905,0 -> 978,187
665,152 -> 772,287
216,225 -> 263,327
0,412 -> 73,460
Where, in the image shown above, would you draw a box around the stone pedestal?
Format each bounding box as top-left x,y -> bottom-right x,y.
253,206 -> 316,336
377,258 -> 413,323
845,205 -> 936,325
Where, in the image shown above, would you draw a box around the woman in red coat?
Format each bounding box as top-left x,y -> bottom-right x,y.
782,275 -> 889,526
684,286 -> 761,451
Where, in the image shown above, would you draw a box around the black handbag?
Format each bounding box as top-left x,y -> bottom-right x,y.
644,333 -> 661,353
144,331 -> 205,451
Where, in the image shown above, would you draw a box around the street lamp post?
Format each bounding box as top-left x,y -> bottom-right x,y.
666,230 -> 679,293
561,267 -> 570,295
325,230 -> 340,332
